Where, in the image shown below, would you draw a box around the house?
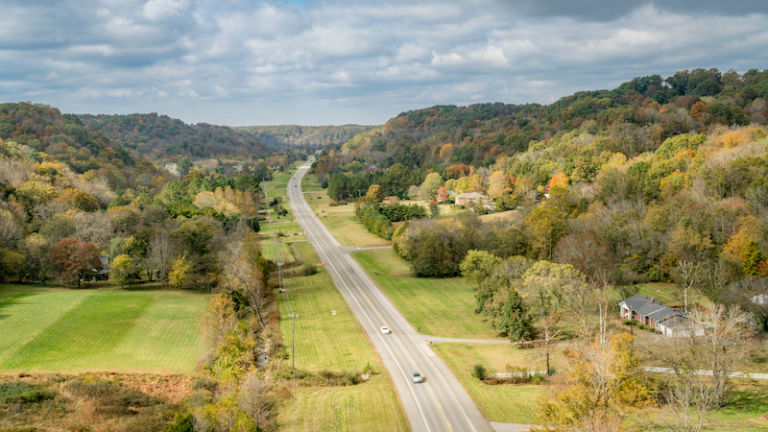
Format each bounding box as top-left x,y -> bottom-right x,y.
618,294 -> 704,337
455,192 -> 495,211
96,256 -> 110,280
455,192 -> 486,207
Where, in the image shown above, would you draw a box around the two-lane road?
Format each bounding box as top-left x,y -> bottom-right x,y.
287,160 -> 493,432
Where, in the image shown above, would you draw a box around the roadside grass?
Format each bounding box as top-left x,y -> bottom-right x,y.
276,234 -> 407,431
625,380 -> 768,431
0,285 -> 209,374
303,185 -> 390,248
353,248 -> 500,339
432,342 -> 552,423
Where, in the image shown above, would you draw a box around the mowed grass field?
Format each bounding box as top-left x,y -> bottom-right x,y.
276,233 -> 407,431
0,285 -> 210,373
302,174 -> 390,248
432,343 -> 549,423
353,248 -> 501,339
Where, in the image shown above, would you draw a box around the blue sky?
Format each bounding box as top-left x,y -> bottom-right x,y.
1,0 -> 767,126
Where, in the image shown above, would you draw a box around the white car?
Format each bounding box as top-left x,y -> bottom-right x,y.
411,371 -> 424,383
380,326 -> 391,334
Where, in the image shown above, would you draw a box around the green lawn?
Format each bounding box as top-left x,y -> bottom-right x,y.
432,342 -> 550,423
0,285 -> 210,373
353,248 -> 500,339
302,174 -> 390,248
276,242 -> 407,432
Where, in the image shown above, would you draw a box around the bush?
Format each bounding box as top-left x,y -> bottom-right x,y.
301,263 -> 318,276
472,364 -> 487,380
356,203 -> 394,239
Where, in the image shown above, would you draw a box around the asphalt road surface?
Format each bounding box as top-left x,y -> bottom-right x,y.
287,160 -> 493,432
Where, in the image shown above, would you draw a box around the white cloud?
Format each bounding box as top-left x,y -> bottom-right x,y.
0,1 -> 766,125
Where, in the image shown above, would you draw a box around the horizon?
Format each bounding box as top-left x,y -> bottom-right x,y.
1,0 -> 767,126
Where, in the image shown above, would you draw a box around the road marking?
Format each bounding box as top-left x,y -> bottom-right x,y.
288,171 -> 433,432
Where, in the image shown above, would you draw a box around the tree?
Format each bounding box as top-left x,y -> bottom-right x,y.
436,186 -> 449,203
222,232 -> 269,329
672,261 -> 701,312
365,184 -> 385,203
540,334 -> 653,432
50,238 -> 102,287
693,304 -> 752,406
148,230 -> 172,289
421,172 -> 443,200
548,172 -> 569,190
169,255 -> 194,289
460,250 -> 502,286
525,206 -> 566,260
555,231 -> 616,345
501,289 -> 536,342
487,171 -> 509,199
521,261 -> 574,374
110,254 -> 137,288
57,188 -> 100,212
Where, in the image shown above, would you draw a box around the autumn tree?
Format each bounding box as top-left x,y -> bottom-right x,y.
540,334 -> 653,432
365,184 -> 385,204
50,238 -> 102,287
169,255 -> 194,289
110,254 -> 137,288
421,172 -> 443,200
487,171 -> 509,198
525,206 -> 566,260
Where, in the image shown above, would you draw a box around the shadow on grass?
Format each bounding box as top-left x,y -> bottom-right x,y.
721,388 -> 768,414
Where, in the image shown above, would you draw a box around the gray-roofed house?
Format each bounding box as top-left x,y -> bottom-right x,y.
618,294 -> 704,337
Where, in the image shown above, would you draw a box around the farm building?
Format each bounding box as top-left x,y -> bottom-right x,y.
618,294 -> 704,337
455,192 -> 494,211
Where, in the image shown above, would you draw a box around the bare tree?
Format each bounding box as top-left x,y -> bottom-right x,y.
673,261 -> 701,312
223,235 -> 267,329
666,369 -> 715,432
238,370 -> 276,430
692,304 -> 752,406
73,211 -> 113,249
555,231 -> 616,346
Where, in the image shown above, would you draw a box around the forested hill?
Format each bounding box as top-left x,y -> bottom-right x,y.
314,68 -> 768,294
329,68 -> 768,169
0,102 -> 134,173
79,113 -> 271,161
238,124 -> 372,148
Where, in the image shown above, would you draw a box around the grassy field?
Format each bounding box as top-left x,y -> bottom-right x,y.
353,248 -> 500,339
0,285 -> 209,374
275,232 -> 407,431
302,174 -> 390,248
432,342 -> 551,423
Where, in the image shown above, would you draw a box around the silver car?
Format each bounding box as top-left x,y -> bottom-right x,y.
411,371 -> 424,383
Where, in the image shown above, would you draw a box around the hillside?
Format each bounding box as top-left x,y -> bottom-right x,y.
80,113 -> 271,161
0,102 -> 134,174
239,124 -> 372,148
327,68 -> 768,169
315,67 -> 768,304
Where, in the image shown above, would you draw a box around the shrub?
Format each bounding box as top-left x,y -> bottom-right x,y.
472,364 -> 487,380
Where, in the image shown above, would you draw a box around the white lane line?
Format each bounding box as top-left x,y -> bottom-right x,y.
288,171 -> 433,432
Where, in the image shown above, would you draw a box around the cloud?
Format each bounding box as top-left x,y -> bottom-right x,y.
0,0 -> 766,125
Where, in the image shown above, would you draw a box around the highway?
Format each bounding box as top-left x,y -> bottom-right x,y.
286,160 -> 494,432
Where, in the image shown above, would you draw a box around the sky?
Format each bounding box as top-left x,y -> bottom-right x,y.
1,0 -> 767,126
